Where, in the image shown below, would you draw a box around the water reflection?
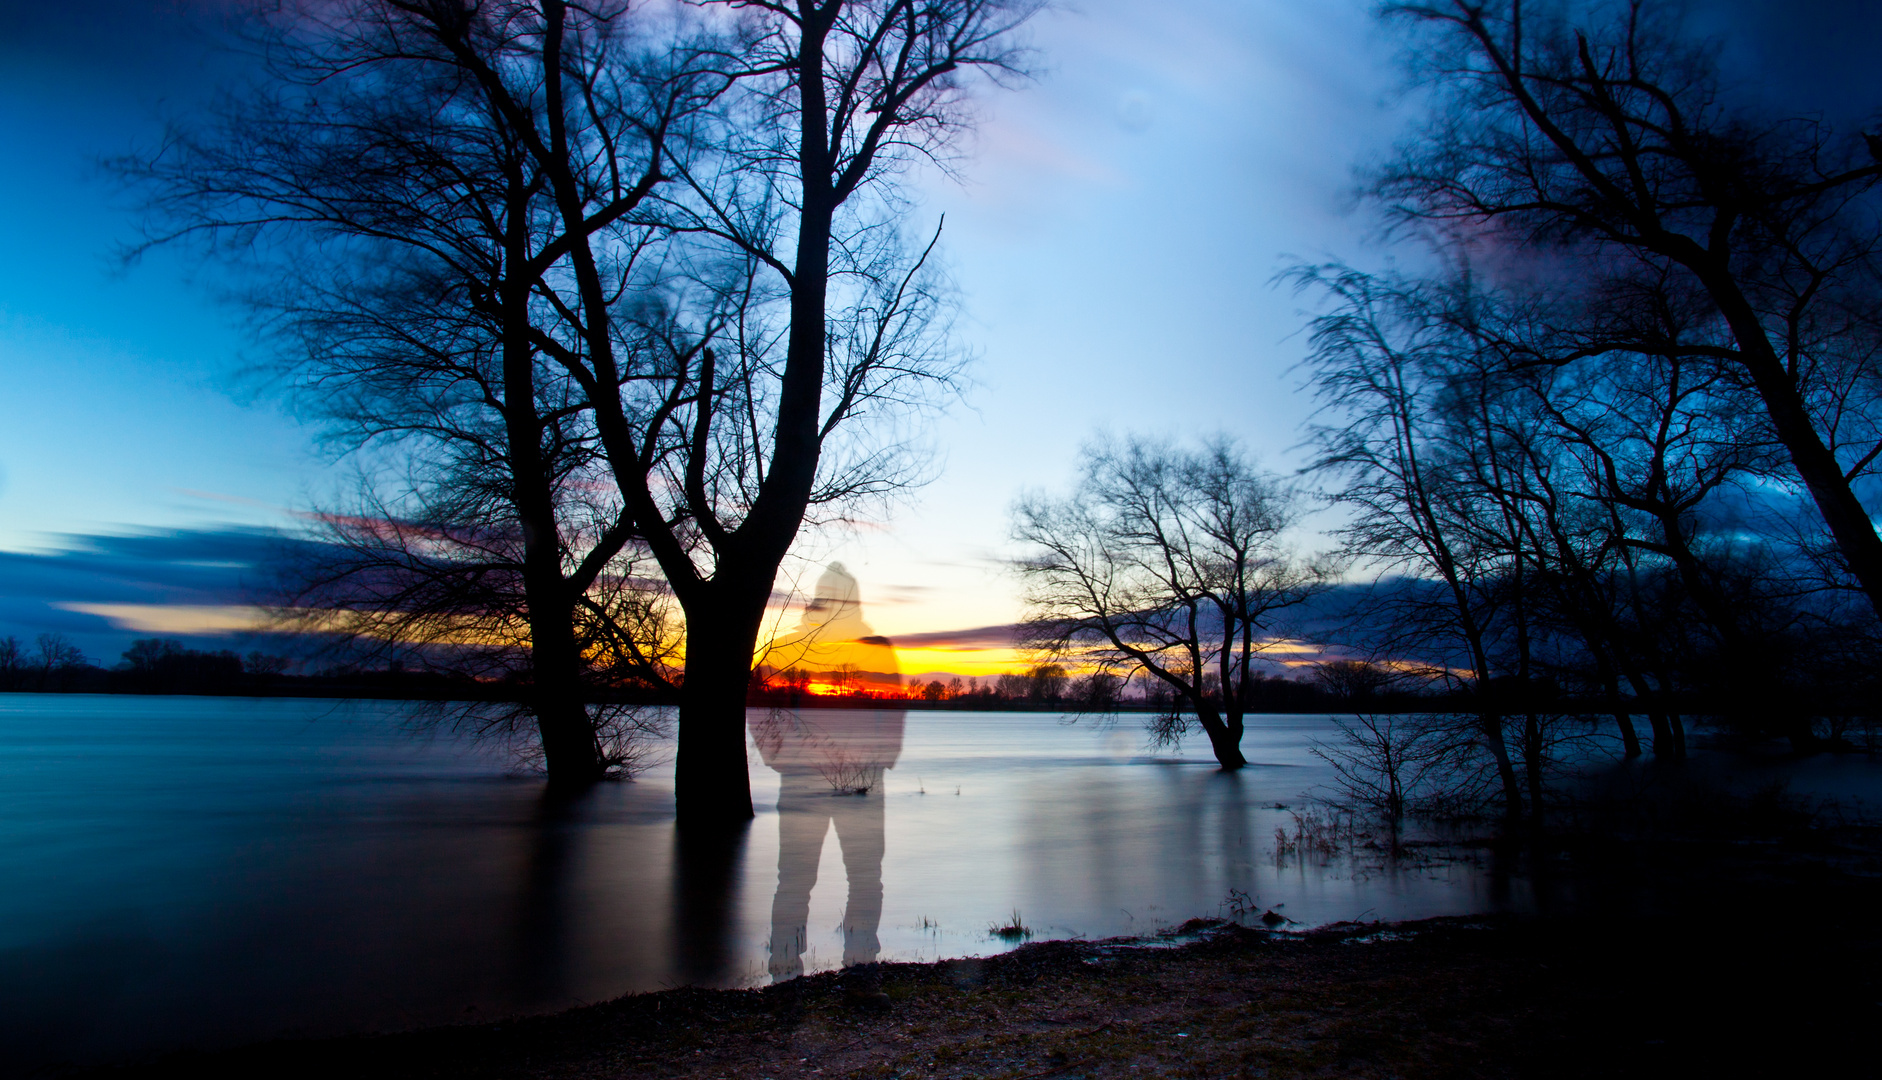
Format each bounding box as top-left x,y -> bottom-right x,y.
0,697 -> 1549,1072
506,792 -> 581,1001
752,563 -> 904,981
672,821 -> 751,985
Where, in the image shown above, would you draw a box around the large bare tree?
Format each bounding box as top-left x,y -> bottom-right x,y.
574,0 -> 1038,823
1296,267 -> 1529,813
1378,0 -> 1882,622
125,0 -> 714,784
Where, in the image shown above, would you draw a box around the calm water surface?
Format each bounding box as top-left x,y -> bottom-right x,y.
2,695 -> 1533,1071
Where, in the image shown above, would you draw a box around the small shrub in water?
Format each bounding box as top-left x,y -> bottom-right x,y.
1273,808 -> 1348,865
990,909 -> 1031,940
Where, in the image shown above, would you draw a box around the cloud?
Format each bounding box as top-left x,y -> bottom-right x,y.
0,526 -> 312,660
888,623 -> 1022,650
0,527 -> 291,605
52,602 -> 267,635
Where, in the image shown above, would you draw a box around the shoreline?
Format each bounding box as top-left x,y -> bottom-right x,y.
41,775 -> 1882,1079
64,860 -> 1882,1080
58,917 -> 1561,1079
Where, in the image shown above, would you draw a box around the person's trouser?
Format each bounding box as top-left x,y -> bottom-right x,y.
768,772 -> 885,980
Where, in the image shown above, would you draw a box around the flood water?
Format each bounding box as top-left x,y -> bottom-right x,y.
2,695 -> 1533,1072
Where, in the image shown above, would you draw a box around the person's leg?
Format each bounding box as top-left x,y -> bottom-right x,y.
769,774 -> 831,981
832,781 -> 886,968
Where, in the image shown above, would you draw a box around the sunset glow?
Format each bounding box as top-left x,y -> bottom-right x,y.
53,603 -> 267,635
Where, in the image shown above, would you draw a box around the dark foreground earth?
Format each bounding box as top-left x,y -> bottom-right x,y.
64,825 -> 1882,1080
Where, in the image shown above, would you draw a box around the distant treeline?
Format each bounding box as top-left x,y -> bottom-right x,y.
8,632 -> 1857,728
751,661 -> 1671,716
751,664 -> 1352,713
0,633 -> 1394,713
0,635 -> 579,702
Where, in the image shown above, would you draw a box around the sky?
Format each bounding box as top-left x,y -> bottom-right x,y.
0,0 -> 1877,675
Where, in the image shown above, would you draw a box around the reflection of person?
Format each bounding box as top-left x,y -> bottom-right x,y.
750,564 -> 904,982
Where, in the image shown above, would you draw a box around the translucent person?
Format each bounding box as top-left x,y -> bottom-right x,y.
750,563 -> 904,982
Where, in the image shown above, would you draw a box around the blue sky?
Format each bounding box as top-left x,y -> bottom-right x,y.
0,0 -> 1875,666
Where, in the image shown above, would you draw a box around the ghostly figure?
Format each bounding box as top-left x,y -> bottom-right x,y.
750,564 -> 904,981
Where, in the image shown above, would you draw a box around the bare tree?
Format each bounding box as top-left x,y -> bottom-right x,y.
1378,0 -> 1882,622
1311,713 -> 1464,821
1012,435 -> 1323,770
1525,276 -> 1786,752
1296,266 -> 1529,813
1296,247 -> 1859,808
1312,659 -> 1398,707
123,0 -> 714,783
32,634 -> 87,690
126,0 -> 1036,817
567,0 -> 1038,822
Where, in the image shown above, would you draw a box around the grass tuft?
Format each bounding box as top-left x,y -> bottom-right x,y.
990,909 -> 1032,940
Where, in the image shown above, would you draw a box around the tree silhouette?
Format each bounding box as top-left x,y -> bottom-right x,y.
124,0 -> 712,783
1378,0 -> 1882,624
1013,435 -> 1322,770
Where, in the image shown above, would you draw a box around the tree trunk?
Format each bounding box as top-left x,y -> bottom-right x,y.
1646,711 -> 1673,756
674,605 -> 760,825
530,607 -> 603,788
1522,711 -> 1545,825
1696,268 -> 1882,621
500,202 -> 602,789
513,441 -> 599,786
1613,708 -> 1642,758
1596,657 -> 1641,758
671,818 -> 750,985
516,524 -> 601,785
660,29 -> 837,828
1616,665 -> 1677,759
1479,710 -> 1524,818
1193,701 -> 1247,770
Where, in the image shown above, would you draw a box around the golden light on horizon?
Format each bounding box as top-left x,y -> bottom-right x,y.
53,603 -> 269,635
54,600 -> 1337,684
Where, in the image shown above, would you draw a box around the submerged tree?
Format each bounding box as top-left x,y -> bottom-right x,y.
1012,435 -> 1323,770
1296,243 -> 1866,816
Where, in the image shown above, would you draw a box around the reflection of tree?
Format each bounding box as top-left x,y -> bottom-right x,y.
670,822 -> 750,988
